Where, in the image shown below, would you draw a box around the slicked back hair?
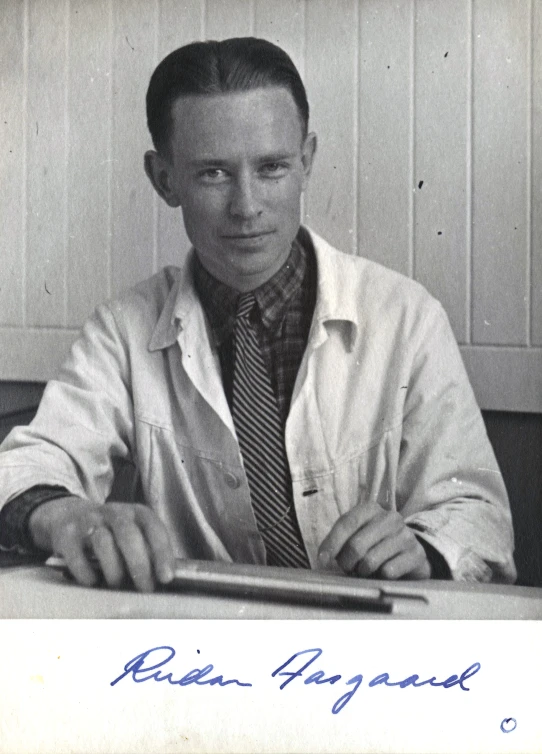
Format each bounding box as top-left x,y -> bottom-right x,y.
146,37 -> 309,156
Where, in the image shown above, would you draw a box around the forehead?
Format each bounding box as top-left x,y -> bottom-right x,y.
168,87 -> 304,159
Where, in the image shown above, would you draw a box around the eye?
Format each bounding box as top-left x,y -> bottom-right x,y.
260,162 -> 288,177
198,168 -> 229,183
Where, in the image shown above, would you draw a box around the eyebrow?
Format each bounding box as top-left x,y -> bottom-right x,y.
187,152 -> 298,168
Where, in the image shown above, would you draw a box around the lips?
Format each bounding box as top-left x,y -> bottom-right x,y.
222,230 -> 274,240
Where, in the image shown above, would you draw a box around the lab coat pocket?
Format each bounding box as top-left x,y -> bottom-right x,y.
330,427 -> 400,516
139,421 -> 264,563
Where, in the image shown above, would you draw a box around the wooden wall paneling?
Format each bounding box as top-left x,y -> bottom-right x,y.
254,0 -> 305,72
472,0 -> 530,345
0,329 -> 78,381
356,0 -> 413,273
413,0 -> 470,344
204,0 -> 254,39
460,345 -> 542,412
304,0 -> 357,255
66,0 -> 111,326
531,0 -> 542,345
155,0 -> 203,272
110,0 -> 157,297
0,0 -> 25,327
1,0 -> 541,410
26,0 -> 67,327
158,0 -> 203,53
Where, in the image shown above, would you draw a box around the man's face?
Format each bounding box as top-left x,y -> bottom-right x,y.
155,87 -> 316,291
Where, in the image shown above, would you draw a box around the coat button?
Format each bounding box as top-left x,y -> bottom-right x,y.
224,472 -> 240,489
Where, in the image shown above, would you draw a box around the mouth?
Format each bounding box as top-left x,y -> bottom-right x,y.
222,230 -> 275,240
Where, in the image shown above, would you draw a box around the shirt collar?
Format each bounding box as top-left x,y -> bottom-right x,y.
148,227 -> 358,353
192,234 -> 307,346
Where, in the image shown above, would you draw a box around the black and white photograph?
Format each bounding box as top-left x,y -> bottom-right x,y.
0,1 -> 541,752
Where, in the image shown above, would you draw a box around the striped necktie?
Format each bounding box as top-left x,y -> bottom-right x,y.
232,292 -> 310,569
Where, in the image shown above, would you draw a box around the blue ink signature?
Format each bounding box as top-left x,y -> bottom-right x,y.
271,648 -> 481,714
110,646 -> 252,689
110,645 -> 481,716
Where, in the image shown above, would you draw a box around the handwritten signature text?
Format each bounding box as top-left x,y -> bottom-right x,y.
111,645 -> 481,715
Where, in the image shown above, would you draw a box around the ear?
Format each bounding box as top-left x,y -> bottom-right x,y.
144,150 -> 181,207
300,131 -> 317,190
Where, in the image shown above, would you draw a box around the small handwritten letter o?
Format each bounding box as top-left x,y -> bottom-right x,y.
500,718 -> 517,733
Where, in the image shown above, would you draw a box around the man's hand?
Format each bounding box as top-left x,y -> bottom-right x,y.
317,502 -> 431,580
29,497 -> 175,592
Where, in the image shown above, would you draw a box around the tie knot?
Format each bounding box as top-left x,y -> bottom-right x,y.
236,292 -> 257,320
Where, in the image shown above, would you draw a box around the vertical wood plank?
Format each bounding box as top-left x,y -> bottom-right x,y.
158,0 -> 203,55
304,0 -> 357,255
413,0 -> 470,343
204,0 -> 253,39
155,0 -> 203,271
66,0 -> 111,326
531,0 -> 542,344
472,0 -> 530,345
26,0 -> 67,326
357,0 -> 413,272
0,0 -> 25,325
254,0 -> 305,73
110,0 -> 157,296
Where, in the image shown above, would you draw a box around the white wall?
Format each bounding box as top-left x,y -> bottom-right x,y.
1,0 -> 541,411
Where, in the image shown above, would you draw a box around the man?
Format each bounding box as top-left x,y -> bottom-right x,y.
0,38 -> 515,591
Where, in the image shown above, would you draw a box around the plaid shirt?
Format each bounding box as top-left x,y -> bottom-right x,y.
192,228 -> 317,428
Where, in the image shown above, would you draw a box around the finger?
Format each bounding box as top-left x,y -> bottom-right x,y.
351,526 -> 411,577
318,502 -> 382,564
336,513 -> 404,574
88,525 -> 127,589
134,506 -> 175,584
107,517 -> 155,592
377,541 -> 431,580
54,521 -> 100,587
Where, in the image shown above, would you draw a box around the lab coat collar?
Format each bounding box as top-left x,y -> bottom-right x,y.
148,227 -> 359,353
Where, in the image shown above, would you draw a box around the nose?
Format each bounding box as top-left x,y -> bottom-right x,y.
228,174 -> 262,220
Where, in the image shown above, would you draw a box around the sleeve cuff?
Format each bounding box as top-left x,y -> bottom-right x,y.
0,485 -> 70,556
407,521 -> 493,582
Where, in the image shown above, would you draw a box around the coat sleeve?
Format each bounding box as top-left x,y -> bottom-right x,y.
0,302 -> 135,510
398,301 -> 516,583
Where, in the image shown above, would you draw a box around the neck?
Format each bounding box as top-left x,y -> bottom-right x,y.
194,248 -> 293,293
